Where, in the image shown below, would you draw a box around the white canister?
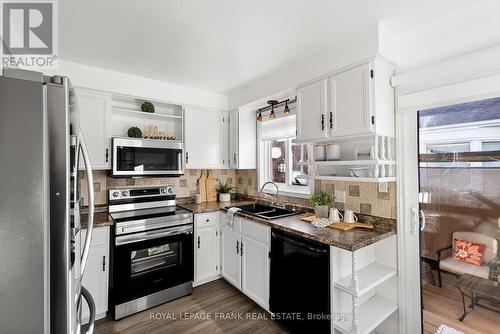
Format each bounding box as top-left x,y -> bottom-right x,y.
326,144 -> 341,160
314,145 -> 326,161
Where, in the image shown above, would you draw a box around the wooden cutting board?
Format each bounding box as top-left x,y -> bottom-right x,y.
301,215 -> 374,231
205,169 -> 217,202
197,170 -> 207,202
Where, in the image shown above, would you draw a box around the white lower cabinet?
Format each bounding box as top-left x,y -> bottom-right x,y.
241,235 -> 270,310
194,212 -> 221,286
221,219 -> 241,289
80,226 -> 110,321
220,213 -> 270,311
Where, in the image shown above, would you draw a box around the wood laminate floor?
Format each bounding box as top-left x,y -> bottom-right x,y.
422,272 -> 500,334
95,279 -> 287,334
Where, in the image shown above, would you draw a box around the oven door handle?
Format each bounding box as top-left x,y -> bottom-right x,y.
115,225 -> 193,246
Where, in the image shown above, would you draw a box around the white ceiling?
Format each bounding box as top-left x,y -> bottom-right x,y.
60,0 -> 493,94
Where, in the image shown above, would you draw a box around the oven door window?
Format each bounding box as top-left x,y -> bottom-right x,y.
113,231 -> 193,304
116,146 -> 181,172
131,242 -> 181,277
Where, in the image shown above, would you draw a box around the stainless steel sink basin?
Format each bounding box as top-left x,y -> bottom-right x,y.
227,203 -> 301,220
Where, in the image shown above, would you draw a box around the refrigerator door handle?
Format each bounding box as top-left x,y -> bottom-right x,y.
80,285 -> 96,334
79,128 -> 94,277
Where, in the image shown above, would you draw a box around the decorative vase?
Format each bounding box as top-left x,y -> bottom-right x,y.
219,193 -> 231,202
314,205 -> 329,218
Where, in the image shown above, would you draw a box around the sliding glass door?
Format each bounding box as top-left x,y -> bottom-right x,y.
398,91 -> 500,333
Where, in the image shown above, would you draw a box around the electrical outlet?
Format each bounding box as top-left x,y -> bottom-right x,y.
335,190 -> 346,203
378,182 -> 388,193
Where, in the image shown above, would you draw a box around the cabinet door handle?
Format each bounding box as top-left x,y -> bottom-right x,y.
233,153 -> 237,164
186,152 -> 189,164
105,148 -> 109,162
321,114 -> 325,130
236,240 -> 239,254
329,112 -> 333,129
241,242 -> 244,256
197,236 -> 201,249
102,255 -> 106,271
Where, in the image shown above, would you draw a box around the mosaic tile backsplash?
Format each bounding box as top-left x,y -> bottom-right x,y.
80,169 -> 396,219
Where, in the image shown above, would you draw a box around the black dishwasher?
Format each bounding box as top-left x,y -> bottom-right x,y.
270,229 -> 330,334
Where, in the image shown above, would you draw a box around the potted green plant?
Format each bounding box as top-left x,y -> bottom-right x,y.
141,101 -> 155,113
309,190 -> 335,218
216,181 -> 235,202
127,126 -> 142,138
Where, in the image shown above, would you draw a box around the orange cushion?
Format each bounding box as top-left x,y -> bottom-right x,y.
453,239 -> 485,266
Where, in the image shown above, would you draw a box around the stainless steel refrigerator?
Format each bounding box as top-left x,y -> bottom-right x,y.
0,68 -> 97,334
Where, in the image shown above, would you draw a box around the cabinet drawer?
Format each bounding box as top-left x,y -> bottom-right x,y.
241,219 -> 270,245
195,212 -> 219,227
81,226 -> 109,247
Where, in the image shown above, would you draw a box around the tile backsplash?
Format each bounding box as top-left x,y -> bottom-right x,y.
80,168 -> 396,219
234,169 -> 397,219
79,169 -> 236,206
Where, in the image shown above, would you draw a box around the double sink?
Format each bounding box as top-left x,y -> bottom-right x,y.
228,203 -> 302,220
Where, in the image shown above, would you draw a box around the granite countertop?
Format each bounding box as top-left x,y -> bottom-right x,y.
80,199 -> 396,251
81,207 -> 113,229
229,210 -> 396,251
178,199 -> 256,213
182,200 -> 396,252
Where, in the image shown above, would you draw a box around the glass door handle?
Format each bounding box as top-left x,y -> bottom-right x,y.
419,210 -> 426,232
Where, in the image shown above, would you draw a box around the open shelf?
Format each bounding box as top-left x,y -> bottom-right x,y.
335,262 -> 397,297
299,160 -> 396,166
112,107 -> 183,119
300,175 -> 396,183
333,295 -> 397,334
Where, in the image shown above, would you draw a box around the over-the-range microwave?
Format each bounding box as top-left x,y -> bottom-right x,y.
112,137 -> 185,177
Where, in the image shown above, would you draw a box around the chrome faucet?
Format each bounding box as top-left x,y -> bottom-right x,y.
260,181 -> 281,206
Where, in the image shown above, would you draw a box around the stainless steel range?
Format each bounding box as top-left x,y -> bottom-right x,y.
108,186 -> 193,320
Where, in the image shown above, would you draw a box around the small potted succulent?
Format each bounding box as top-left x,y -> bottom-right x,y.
127,126 -> 142,138
216,181 -> 235,202
309,190 -> 335,218
141,101 -> 155,113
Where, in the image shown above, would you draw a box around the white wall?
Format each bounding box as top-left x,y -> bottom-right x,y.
398,1 -> 500,71
43,60 -> 228,111
227,25 -> 383,109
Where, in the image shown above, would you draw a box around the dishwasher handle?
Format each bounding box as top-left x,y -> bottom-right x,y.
272,231 -> 327,254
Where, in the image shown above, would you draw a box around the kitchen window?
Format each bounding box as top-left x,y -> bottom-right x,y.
258,111 -> 310,197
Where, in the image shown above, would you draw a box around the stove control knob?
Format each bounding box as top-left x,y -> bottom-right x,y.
112,191 -> 119,197
122,191 -> 128,197
160,188 -> 166,194
167,188 -> 174,194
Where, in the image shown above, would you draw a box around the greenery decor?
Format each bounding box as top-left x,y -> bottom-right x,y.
141,101 -> 155,113
127,126 -> 142,138
216,181 -> 235,194
309,190 -> 335,206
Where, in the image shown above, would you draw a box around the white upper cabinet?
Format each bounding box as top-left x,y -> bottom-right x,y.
76,88 -> 112,169
329,63 -> 372,138
184,108 -> 225,169
296,56 -> 395,142
296,79 -> 329,142
228,108 -> 256,169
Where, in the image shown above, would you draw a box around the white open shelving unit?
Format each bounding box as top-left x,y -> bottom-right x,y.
110,94 -> 184,142
331,235 -> 398,334
299,134 -> 397,183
